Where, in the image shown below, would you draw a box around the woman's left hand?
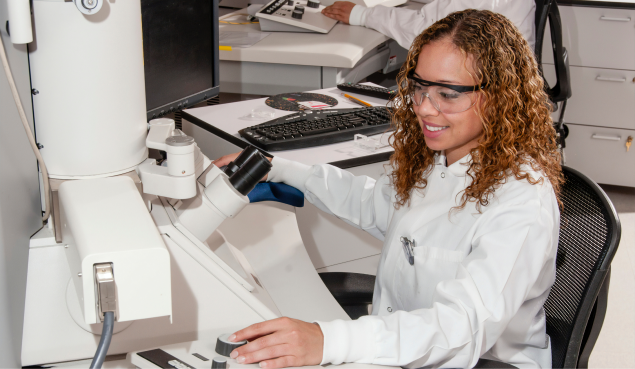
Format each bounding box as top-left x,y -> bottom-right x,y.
228,317 -> 324,368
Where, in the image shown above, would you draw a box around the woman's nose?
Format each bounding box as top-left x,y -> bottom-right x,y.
414,94 -> 439,117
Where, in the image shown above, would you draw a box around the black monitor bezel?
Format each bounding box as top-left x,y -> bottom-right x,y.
144,0 -> 220,121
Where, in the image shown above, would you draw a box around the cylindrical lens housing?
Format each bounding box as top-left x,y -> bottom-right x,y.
224,146 -> 260,176
229,153 -> 272,196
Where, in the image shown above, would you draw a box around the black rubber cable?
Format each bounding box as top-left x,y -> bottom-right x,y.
90,311 -> 115,369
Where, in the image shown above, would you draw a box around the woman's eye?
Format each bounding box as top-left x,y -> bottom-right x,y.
438,91 -> 461,100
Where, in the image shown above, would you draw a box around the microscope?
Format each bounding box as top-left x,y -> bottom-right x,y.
3,0 -> 387,368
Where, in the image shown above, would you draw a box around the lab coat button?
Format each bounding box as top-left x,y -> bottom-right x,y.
387,307 -> 392,312
440,172 -> 445,178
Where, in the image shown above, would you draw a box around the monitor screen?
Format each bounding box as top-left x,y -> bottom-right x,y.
141,0 -> 219,120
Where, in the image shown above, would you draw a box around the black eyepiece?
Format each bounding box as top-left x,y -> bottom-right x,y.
229,153 -> 272,196
224,146 -> 261,177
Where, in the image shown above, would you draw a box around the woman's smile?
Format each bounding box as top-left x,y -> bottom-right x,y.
421,120 -> 450,138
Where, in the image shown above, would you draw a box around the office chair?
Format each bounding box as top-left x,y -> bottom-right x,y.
534,0 -> 573,149
319,166 -> 621,368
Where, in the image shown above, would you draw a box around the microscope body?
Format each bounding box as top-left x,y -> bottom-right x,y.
9,0 -> 359,367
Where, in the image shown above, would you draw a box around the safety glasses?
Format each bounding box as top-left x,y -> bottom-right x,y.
407,71 -> 485,114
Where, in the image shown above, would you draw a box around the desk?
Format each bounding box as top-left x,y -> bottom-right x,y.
218,11 -> 395,94
182,85 -> 392,275
182,85 -> 394,167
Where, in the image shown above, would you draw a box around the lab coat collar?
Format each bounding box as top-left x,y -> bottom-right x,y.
434,151 -> 470,177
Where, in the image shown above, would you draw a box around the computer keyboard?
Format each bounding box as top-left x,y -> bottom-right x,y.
238,106 -> 392,151
337,82 -> 397,100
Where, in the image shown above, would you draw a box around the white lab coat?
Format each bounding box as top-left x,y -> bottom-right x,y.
266,153 -> 559,368
349,0 -> 536,49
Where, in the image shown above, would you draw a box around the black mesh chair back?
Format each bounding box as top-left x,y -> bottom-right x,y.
544,166 -> 621,368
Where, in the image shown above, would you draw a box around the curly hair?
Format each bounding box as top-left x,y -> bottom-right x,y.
389,9 -> 563,211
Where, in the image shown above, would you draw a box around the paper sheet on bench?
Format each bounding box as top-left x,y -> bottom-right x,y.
220,31 -> 271,48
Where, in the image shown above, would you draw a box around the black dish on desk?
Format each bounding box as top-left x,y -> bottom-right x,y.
238,106 -> 393,151
337,82 -> 397,101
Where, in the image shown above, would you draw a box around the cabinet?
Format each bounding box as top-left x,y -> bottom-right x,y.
542,3 -> 635,187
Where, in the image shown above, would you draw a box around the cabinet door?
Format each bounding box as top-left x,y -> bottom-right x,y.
543,64 -> 635,130
564,124 -> 635,187
541,5 -> 635,70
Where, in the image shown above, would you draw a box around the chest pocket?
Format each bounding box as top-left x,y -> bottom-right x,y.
397,244 -> 468,311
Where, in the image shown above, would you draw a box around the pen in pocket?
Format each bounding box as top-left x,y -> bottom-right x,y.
401,236 -> 415,265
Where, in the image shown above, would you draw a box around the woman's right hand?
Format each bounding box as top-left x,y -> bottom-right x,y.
212,152 -> 273,182
212,152 -> 241,169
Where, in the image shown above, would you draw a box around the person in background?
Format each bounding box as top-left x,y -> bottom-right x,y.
322,0 -> 536,50
214,9 -> 561,369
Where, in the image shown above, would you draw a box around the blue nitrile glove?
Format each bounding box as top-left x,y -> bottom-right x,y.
247,182 -> 304,207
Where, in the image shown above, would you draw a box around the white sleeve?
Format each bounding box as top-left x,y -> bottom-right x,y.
364,0 -> 536,49
316,193 -> 558,367
267,156 -> 392,240
349,5 -> 368,26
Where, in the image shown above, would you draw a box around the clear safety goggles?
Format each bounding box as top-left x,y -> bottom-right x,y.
407,72 -> 484,114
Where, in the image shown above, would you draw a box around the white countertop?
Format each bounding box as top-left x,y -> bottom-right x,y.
219,11 -> 390,68
182,85 -> 395,166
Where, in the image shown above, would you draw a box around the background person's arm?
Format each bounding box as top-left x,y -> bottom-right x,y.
324,0 -> 535,50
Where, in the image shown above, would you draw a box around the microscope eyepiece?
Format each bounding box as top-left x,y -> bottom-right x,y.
229,153 -> 272,196
224,146 -> 260,177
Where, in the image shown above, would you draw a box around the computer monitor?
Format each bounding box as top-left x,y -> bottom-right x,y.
141,0 -> 220,121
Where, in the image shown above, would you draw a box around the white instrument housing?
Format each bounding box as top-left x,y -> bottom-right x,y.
29,0 -> 148,178
138,119 -> 197,200
58,176 -> 172,325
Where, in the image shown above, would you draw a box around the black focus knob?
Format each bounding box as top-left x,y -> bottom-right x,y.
294,4 -> 304,12
292,10 -> 303,19
211,356 -> 227,369
215,333 -> 248,357
307,0 -> 320,7
287,0 -> 293,5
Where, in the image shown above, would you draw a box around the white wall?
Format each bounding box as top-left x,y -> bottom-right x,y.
0,6 -> 44,366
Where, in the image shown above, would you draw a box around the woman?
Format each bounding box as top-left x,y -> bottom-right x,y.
214,9 -> 562,369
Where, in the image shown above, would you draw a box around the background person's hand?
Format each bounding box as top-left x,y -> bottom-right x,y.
228,317 -> 324,368
212,151 -> 273,181
322,1 -> 356,24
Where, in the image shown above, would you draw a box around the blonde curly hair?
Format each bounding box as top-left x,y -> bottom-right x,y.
389,9 -> 563,210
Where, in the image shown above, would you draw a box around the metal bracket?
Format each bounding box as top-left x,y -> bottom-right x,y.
94,263 -> 117,322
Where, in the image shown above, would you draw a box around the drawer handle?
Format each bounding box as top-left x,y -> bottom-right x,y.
592,134 -> 622,141
596,76 -> 627,82
600,16 -> 631,22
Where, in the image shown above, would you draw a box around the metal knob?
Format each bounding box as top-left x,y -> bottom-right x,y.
211,356 -> 227,369
292,10 -> 303,19
294,5 -> 305,12
307,0 -> 320,8
165,135 -> 195,147
215,333 -> 248,357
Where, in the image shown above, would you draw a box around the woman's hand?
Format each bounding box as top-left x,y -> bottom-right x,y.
212,151 -> 273,182
322,1 -> 356,24
212,152 -> 241,168
228,317 -> 324,368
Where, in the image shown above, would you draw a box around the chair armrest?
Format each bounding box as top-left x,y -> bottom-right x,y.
318,272 -> 375,305
474,359 -> 519,368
